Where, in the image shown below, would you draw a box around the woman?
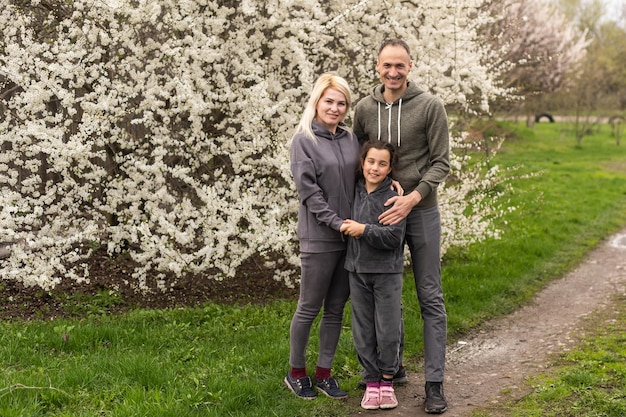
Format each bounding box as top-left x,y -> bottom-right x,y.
285,73 -> 360,400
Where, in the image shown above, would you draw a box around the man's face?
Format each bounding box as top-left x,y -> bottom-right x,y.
376,45 -> 412,93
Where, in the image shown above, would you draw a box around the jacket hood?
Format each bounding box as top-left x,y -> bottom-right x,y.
371,81 -> 424,104
312,119 -> 351,141
356,176 -> 393,197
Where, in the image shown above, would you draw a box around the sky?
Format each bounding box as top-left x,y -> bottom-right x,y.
604,0 -> 625,21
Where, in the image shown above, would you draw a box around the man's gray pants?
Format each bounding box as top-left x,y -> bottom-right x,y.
402,205 -> 447,382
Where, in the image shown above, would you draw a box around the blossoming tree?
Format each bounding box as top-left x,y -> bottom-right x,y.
484,0 -> 590,115
0,0 -> 583,291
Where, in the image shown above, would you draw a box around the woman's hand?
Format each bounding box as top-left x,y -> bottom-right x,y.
391,179 -> 404,196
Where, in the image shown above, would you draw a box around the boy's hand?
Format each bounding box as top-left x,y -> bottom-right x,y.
341,219 -> 365,238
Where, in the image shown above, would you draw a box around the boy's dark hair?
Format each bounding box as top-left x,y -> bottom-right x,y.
359,140 -> 398,177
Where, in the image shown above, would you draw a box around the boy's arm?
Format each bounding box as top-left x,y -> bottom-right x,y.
361,219 -> 406,250
341,219 -> 366,237
342,218 -> 405,249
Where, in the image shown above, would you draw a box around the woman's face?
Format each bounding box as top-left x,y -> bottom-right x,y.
314,88 -> 347,133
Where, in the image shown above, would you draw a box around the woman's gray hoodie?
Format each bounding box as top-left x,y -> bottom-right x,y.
290,120 -> 360,253
344,176 -> 406,274
353,82 -> 450,208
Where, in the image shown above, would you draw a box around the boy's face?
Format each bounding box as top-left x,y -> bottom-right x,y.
376,45 -> 412,94
362,148 -> 392,190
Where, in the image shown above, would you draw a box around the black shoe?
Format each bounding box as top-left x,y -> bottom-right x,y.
357,366 -> 408,389
284,373 -> 317,399
424,381 -> 448,414
393,366 -> 408,385
316,377 -> 347,399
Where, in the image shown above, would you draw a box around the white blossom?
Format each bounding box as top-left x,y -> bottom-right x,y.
0,0 -> 569,290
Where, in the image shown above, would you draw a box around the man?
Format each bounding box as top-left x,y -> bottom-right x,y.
353,39 -> 450,414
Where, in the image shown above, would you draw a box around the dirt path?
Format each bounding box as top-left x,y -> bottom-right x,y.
349,227 -> 626,416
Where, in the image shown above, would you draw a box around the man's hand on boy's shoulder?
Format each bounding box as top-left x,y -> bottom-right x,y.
379,191 -> 421,225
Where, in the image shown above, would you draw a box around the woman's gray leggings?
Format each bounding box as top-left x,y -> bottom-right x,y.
289,250 -> 350,370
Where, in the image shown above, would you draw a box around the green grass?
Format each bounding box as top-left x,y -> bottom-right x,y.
437,121 -> 626,338
1,121 -> 626,416
0,305 -> 355,416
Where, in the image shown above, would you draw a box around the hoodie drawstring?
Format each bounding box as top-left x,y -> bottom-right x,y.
397,99 -> 402,147
377,102 -> 382,141
378,100 -> 402,147
386,103 -> 392,143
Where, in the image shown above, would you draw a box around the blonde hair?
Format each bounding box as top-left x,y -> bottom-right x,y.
293,73 -> 353,142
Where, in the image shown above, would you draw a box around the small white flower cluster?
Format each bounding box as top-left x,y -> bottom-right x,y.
440,133 -> 513,255
0,0 -> 573,291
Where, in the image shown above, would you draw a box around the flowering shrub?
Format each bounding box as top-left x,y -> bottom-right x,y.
0,0 -> 580,291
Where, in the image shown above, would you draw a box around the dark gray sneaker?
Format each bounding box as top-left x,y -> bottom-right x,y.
424,381 -> 448,414
284,373 -> 317,399
317,377 -> 347,399
392,366 -> 408,385
357,366 -> 408,389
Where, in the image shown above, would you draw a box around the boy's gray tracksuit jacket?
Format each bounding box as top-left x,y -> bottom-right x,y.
344,176 -> 406,273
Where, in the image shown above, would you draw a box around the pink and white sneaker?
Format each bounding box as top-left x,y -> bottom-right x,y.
379,382 -> 398,409
361,382 -> 380,410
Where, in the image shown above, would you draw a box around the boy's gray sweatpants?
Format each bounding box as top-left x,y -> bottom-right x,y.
350,271 -> 403,381
289,250 -> 350,370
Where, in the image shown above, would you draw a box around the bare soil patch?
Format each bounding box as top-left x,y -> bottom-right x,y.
349,228 -> 626,416
0,250 -> 297,320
